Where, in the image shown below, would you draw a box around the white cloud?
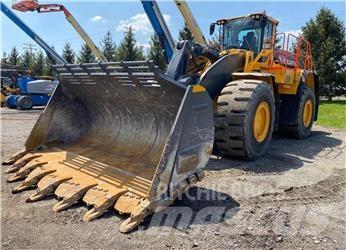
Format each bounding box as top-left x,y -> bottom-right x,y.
284,29 -> 302,37
91,16 -> 103,22
116,13 -> 171,35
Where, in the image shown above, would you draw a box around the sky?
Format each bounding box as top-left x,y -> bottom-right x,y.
1,0 -> 345,57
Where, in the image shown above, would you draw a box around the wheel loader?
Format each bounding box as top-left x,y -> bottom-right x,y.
3,12 -> 318,233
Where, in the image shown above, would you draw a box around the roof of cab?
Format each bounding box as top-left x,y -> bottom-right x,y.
216,12 -> 279,25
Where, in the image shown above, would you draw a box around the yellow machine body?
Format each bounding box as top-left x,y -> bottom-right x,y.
216,13 -> 315,96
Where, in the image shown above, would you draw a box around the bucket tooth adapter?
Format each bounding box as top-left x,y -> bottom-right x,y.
3,61 -> 214,233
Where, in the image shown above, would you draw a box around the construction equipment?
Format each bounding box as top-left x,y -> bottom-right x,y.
1,1 -> 65,64
5,76 -> 58,109
142,0 -> 175,62
1,64 -> 30,106
3,5 -> 319,233
3,60 -> 214,233
11,0 -> 107,62
0,63 -> 58,109
176,9 -> 318,158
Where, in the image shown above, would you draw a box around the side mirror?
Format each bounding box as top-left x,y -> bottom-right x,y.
209,23 -> 216,35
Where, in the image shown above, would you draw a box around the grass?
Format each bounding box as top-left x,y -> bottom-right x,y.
316,100 -> 346,129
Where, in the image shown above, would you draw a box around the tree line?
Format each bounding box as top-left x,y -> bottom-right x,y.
1,25 -> 193,76
1,7 -> 345,99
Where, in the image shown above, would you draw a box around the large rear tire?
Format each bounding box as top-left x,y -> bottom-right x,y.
280,85 -> 315,138
214,80 -> 275,160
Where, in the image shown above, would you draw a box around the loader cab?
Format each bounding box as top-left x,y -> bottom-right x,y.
212,13 -> 278,56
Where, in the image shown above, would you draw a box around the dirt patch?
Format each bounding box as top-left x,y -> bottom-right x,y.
1,108 -> 345,249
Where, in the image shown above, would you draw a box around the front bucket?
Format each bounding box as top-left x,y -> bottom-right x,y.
3,61 -> 214,232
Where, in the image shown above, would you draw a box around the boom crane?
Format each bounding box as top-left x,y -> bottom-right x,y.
11,0 -> 107,62
1,1 -> 66,64
141,0 -> 175,62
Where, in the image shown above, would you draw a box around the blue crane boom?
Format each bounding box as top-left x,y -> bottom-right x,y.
1,1 -> 66,64
141,0 -> 175,62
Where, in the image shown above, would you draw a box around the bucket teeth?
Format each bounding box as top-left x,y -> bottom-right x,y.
2,149 -> 28,165
12,166 -> 56,193
114,193 -> 144,214
119,214 -> 146,234
53,180 -> 98,212
118,201 -> 150,233
5,150 -> 65,174
5,154 -> 41,174
27,173 -> 72,202
5,149 -> 154,232
83,184 -> 127,221
7,161 -> 47,183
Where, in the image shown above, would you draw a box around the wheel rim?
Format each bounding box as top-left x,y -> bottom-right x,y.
253,101 -> 270,143
303,99 -> 313,128
20,98 -> 32,109
23,100 -> 30,107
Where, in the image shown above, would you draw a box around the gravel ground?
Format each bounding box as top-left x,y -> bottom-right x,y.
1,107 -> 345,249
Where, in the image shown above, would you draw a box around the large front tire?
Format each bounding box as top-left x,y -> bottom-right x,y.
214,80 -> 275,160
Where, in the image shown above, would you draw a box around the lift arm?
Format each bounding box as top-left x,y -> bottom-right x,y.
1,2 -> 66,64
173,0 -> 207,46
141,0 -> 175,62
12,1 -> 107,62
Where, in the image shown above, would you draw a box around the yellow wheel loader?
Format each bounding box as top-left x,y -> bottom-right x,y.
3,12 -> 318,233
208,13 -> 318,158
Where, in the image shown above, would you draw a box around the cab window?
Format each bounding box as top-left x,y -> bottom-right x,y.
262,21 -> 273,49
222,16 -> 264,56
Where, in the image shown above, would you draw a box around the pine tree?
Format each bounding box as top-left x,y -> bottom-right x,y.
8,47 -> 20,65
136,46 -> 146,61
178,23 -> 195,42
101,31 -> 117,61
302,7 -> 346,99
117,26 -> 146,61
32,50 -> 45,76
62,43 -> 75,63
44,45 -> 57,77
45,55 -> 55,77
20,49 -> 34,71
78,43 -> 96,63
148,34 -> 167,70
1,52 -> 8,64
